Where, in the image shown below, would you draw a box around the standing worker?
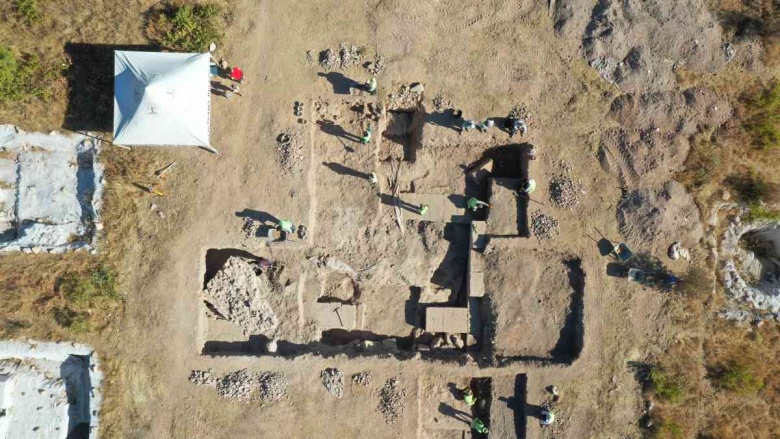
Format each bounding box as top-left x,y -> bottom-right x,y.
276,219 -> 295,235
461,386 -> 476,406
477,119 -> 494,133
471,417 -> 489,434
418,204 -> 429,215
461,120 -> 476,134
467,197 -> 490,212
361,126 -> 373,144
366,77 -> 377,94
368,172 -> 379,186
540,408 -> 555,426
521,178 -> 536,194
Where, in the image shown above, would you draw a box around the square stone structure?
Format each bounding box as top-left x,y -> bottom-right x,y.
313,302 -> 358,330
425,307 -> 469,333
486,178 -> 523,236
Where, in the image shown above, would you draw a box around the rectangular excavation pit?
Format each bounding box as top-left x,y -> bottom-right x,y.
380,110 -> 423,162
200,249 -> 305,355
483,243 -> 585,364
489,374 -> 527,439
420,375 -> 493,439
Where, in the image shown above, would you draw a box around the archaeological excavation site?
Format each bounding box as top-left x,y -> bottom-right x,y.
5,0 -> 780,437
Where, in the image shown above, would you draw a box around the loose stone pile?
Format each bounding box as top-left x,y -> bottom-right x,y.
549,175 -> 585,209
530,210 -> 560,241
378,378 -> 406,423
321,368 -> 344,398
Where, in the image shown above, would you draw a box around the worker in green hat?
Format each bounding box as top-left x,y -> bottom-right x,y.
366,77 -> 377,94
276,219 -> 295,234
361,126 -> 373,144
462,387 -> 476,406
467,197 -> 490,212
471,417 -> 489,434
418,204 -> 429,215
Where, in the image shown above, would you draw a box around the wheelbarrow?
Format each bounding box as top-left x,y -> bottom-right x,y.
613,243 -> 633,262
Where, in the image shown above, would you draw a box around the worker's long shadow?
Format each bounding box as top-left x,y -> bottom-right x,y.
316,119 -> 363,143
426,110 -> 462,132
497,374 -> 529,439
379,193 -> 423,214
235,209 -> 279,225
322,162 -> 369,179
438,402 -> 471,425
318,72 -> 361,94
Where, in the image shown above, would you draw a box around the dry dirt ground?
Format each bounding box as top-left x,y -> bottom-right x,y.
3,0 -> 771,438
109,1 -> 677,438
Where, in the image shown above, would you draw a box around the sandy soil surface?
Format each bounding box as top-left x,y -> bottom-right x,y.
93,0 -> 741,438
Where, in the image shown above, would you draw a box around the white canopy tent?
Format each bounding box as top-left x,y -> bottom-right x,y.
113,51 -> 214,151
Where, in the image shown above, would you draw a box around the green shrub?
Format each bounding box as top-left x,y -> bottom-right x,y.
14,0 -> 42,25
51,307 -> 91,333
744,83 -> 780,150
677,266 -> 710,298
712,361 -> 764,394
726,171 -> 780,204
156,3 -> 223,52
0,45 -> 55,102
655,419 -> 684,439
650,368 -> 686,404
746,202 -> 780,222
58,265 -> 119,307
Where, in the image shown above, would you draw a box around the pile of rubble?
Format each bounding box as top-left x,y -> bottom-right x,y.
318,43 -> 362,70
276,128 -> 305,175
188,369 -> 216,386
318,49 -> 338,70
365,52 -> 385,75
549,175 -> 585,209
388,83 -> 424,109
530,210 -> 560,241
257,371 -> 288,403
321,368 -> 344,398
351,371 -> 373,386
378,377 -> 406,423
203,256 -> 280,336
195,369 -> 288,404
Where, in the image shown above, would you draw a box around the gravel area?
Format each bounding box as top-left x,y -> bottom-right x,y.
530,210 -> 560,241
258,371 -> 288,403
549,175 -> 585,209
276,129 -> 305,175
207,369 -> 288,403
378,377 -> 406,423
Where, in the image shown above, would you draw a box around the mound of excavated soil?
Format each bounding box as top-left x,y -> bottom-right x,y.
617,181 -> 703,249
556,0 -> 731,93
598,88 -> 730,188
203,256 -> 280,337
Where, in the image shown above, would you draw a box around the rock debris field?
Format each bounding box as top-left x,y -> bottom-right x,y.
378,378 -> 407,424
549,175 -> 585,209
203,256 -> 280,337
191,369 -> 288,404
530,210 -> 560,241
321,368 -> 345,398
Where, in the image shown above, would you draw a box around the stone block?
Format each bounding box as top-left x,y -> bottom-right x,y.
313,302 -> 358,330
469,271 -> 485,297
470,221 -> 487,250
425,307 -> 469,333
